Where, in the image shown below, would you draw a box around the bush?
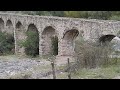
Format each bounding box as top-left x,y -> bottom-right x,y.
21,31 -> 39,57
0,32 -> 15,55
109,15 -> 120,21
74,38 -> 113,70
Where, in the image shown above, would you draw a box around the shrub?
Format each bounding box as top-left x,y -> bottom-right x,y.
74,38 -> 113,70
109,15 -> 120,21
0,32 -> 15,55
21,31 -> 39,57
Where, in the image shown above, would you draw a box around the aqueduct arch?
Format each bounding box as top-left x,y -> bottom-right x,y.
6,20 -> 14,34
41,26 -> 58,56
99,34 -> 116,44
6,20 -> 15,53
0,18 -> 4,32
25,24 -> 39,56
60,29 -> 79,56
15,21 -> 25,55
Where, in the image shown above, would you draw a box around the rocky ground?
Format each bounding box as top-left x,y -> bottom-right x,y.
0,55 -> 68,79
2,55 -> 120,79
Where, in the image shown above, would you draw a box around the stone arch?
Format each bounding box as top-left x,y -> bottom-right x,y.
6,19 -> 15,54
41,26 -> 58,56
99,34 -> 116,44
25,24 -> 39,56
6,20 -> 14,34
99,34 -> 120,53
61,29 -> 79,56
16,21 -> 24,40
27,24 -> 38,32
16,21 -> 23,30
0,18 -> 4,32
15,21 -> 25,54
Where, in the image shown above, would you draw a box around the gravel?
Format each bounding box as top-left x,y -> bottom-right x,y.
0,56 -> 51,79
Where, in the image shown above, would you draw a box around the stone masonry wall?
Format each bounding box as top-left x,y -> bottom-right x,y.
0,12 -> 120,58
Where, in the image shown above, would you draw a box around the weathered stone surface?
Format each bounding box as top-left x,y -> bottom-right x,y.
0,12 -> 120,59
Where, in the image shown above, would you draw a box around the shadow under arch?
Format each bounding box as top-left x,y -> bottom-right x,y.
99,34 -> 116,45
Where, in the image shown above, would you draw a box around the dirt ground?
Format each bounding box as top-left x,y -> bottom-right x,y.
0,55 -> 69,79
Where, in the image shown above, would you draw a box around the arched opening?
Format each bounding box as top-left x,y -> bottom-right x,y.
62,29 -> 79,56
99,34 -> 120,57
0,18 -> 4,32
16,22 -> 23,29
99,34 -> 116,45
15,21 -> 25,54
6,20 -> 14,34
16,22 -> 25,41
41,26 -> 58,56
6,20 -> 15,54
25,24 -> 39,57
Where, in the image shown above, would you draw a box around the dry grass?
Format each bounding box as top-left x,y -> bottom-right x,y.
74,37 -> 113,69
71,58 -> 120,79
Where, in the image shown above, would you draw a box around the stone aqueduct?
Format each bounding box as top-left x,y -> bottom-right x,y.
0,12 -> 120,58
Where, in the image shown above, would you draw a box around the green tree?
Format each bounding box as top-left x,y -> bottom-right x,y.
0,32 -> 15,55
22,31 -> 39,57
50,11 -> 64,17
64,11 -> 81,18
87,11 -> 112,20
64,11 -> 112,19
